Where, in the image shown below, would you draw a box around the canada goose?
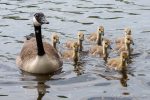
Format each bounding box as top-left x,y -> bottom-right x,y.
51,33 -> 60,51
90,40 -> 112,61
118,35 -> 134,57
107,51 -> 128,71
65,32 -> 84,51
115,27 -> 132,44
16,12 -> 63,74
62,42 -> 79,64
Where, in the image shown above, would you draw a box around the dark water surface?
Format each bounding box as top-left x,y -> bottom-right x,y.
0,0 -> 150,100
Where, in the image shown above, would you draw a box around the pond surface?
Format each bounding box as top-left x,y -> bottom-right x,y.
0,0 -> 150,100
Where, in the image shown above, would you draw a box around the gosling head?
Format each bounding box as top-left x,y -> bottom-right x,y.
125,35 -> 134,45
124,27 -> 131,35
33,12 -> 49,26
97,25 -> 104,36
52,33 -> 60,44
102,40 -> 112,49
78,32 -> 84,41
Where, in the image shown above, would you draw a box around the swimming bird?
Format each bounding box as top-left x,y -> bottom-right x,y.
51,33 -> 60,51
16,12 -> 63,74
62,42 -> 79,64
117,35 -> 134,57
65,32 -> 84,51
87,25 -> 111,45
115,27 -> 132,44
107,51 -> 128,71
87,26 -> 104,45
90,40 -> 112,61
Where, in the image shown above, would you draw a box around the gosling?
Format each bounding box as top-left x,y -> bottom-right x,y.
115,27 -> 132,45
90,40 -> 112,61
65,32 -> 84,51
107,51 -> 128,71
51,33 -> 60,51
62,42 -> 79,64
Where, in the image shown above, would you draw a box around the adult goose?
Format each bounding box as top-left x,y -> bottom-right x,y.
16,13 -> 63,74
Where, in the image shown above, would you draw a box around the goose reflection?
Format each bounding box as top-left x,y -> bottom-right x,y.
20,72 -> 52,100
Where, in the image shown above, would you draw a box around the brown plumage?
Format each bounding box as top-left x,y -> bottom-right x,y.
16,13 -> 63,74
107,51 -> 128,71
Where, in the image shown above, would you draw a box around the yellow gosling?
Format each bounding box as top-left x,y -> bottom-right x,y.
65,32 -> 84,51
87,25 -> 104,45
51,33 -> 60,51
62,42 -> 79,64
90,40 -> 112,61
107,51 -> 128,71
115,27 -> 132,44
118,35 -> 134,57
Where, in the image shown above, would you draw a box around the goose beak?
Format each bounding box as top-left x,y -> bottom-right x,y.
41,17 -> 49,24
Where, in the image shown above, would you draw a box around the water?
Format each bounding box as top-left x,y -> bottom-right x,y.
0,0 -> 150,100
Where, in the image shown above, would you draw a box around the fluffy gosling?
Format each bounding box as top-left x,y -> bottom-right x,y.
107,51 -> 128,71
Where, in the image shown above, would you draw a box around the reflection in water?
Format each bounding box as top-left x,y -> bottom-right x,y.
37,82 -> 48,100
120,69 -> 128,87
20,72 -> 51,100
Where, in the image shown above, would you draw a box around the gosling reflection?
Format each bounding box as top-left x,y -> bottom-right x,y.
20,72 -> 51,100
120,69 -> 128,87
73,60 -> 85,76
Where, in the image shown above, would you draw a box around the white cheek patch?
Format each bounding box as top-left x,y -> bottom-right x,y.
33,17 -> 41,26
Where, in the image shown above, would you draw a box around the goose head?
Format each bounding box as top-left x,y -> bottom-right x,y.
78,32 -> 84,41
33,12 -> 49,26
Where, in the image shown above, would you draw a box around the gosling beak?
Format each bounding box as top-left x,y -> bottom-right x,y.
131,40 -> 134,45
80,37 -> 84,41
57,40 -> 60,44
101,32 -> 104,36
109,45 -> 112,49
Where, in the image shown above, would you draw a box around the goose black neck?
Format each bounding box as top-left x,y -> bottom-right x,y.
34,25 -> 45,56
